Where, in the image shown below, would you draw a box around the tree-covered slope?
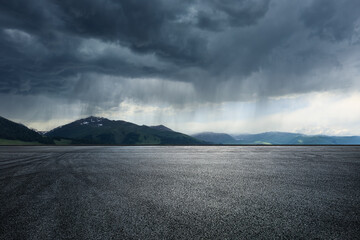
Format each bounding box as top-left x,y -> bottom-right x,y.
0,116 -> 53,144
46,116 -> 205,145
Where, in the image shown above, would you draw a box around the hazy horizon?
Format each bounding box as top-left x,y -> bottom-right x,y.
3,114 -> 360,137
1,0 -> 360,135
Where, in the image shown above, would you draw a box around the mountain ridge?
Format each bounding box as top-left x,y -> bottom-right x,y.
45,116 -> 205,145
0,116 -> 53,144
1,115 -> 360,145
192,131 -> 360,145
192,132 -> 236,144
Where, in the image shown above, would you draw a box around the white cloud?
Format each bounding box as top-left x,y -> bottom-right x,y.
3,83 -> 360,136
114,90 -> 360,136
94,90 -> 360,136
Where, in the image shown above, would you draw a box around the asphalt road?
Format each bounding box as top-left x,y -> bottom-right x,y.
1,146 -> 360,239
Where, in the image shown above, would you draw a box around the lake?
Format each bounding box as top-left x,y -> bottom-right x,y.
1,146 -> 359,239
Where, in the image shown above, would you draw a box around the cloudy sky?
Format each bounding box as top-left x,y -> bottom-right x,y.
1,0 -> 360,135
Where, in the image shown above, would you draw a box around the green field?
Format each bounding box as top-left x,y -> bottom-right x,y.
0,138 -> 43,145
53,139 -> 73,145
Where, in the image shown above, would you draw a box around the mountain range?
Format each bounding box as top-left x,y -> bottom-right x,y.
0,116 -> 204,145
1,115 -> 360,145
192,132 -> 360,145
45,116 -> 204,145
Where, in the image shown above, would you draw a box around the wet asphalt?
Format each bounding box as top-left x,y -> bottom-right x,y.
0,146 -> 360,239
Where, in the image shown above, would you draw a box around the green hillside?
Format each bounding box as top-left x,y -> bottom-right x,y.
0,116 -> 53,145
0,138 -> 43,145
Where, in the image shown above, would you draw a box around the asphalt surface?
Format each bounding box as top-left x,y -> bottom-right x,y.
1,146 -> 360,239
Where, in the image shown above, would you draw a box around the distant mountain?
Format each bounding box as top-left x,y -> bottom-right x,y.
0,116 -> 53,144
192,132 -> 236,144
2,115 -> 359,145
46,116 -> 205,145
193,131 -> 360,145
234,132 -> 303,145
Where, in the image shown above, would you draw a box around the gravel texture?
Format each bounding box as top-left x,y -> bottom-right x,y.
0,146 -> 359,239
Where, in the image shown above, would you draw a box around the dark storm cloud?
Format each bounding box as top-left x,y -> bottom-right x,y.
0,0 -> 359,111
301,0 -> 360,42
196,0 -> 270,31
